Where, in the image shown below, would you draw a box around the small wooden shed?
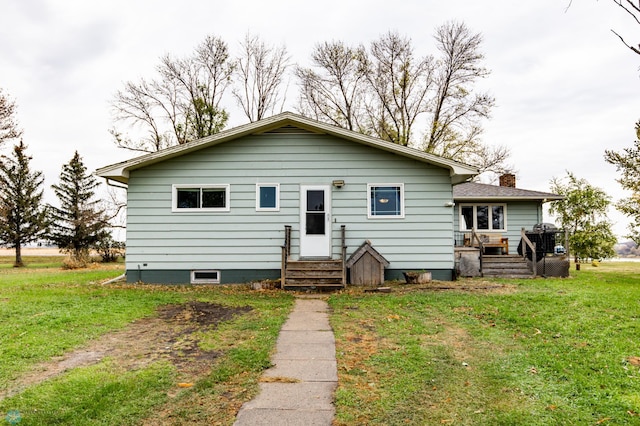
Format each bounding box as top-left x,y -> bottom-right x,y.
346,241 -> 390,286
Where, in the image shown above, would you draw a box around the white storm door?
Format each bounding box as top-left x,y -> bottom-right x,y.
300,185 -> 331,258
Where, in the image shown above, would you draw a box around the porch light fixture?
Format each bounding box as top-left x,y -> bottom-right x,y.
332,179 -> 345,188
444,201 -> 455,207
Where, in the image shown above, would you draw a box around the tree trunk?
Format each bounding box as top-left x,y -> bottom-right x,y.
14,244 -> 24,267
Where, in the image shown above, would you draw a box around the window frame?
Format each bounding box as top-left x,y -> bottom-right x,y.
367,183 -> 405,219
172,184 -> 230,212
190,270 -> 220,284
459,203 -> 507,232
255,183 -> 280,212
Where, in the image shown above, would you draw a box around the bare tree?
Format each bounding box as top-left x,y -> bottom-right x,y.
296,41 -> 369,132
610,0 -> 640,55
364,31 -> 435,146
567,0 -> 640,55
426,22 -> 495,152
0,89 -> 22,146
233,33 -> 290,122
111,35 -> 234,153
294,23 -> 506,176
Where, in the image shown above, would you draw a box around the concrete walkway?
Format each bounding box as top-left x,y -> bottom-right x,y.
234,298 -> 337,426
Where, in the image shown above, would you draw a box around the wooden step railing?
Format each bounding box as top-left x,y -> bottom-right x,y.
519,228 -> 537,277
281,224 -> 346,288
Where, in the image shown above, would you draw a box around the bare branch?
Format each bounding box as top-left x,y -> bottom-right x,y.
233,33 -> 290,122
110,35 -> 233,152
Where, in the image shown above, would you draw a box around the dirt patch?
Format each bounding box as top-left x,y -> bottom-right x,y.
1,302 -> 252,401
392,279 -> 517,295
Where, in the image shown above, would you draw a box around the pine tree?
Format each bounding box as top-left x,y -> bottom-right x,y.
0,141 -> 50,266
49,151 -> 109,265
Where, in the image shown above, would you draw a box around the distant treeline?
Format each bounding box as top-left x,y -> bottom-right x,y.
614,241 -> 640,257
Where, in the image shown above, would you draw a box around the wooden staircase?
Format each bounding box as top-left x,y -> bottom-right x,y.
281,225 -> 347,289
283,259 -> 346,288
482,255 -> 533,278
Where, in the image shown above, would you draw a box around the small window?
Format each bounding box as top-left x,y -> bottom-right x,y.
172,184 -> 230,212
368,184 -> 404,218
191,270 -> 220,284
256,183 -> 280,211
460,204 -> 506,231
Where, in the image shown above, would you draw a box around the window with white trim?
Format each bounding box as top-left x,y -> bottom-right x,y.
460,204 -> 506,231
256,183 -> 280,211
172,184 -> 230,212
190,270 -> 220,284
368,184 -> 404,218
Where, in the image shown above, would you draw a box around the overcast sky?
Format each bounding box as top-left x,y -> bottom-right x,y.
1,0 -> 638,238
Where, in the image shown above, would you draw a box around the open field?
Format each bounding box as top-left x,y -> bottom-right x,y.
0,257 -> 638,425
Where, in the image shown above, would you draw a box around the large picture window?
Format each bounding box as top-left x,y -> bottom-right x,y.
172,184 -> 230,212
460,204 -> 506,231
368,184 -> 404,218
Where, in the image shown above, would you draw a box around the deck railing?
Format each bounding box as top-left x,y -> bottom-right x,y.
469,228 -> 484,276
281,225 -> 292,286
341,225 -> 347,285
519,228 -> 537,277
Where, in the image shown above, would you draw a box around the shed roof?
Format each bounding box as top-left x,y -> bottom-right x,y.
96,112 -> 478,185
453,182 -> 563,202
346,241 -> 390,268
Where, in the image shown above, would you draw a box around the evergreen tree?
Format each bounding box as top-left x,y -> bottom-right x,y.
0,141 -> 49,266
50,151 -> 109,265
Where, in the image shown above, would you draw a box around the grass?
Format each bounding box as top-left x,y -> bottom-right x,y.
329,261 -> 640,425
1,256 -> 639,424
0,256 -> 294,425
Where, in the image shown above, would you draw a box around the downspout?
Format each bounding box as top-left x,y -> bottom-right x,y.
102,273 -> 126,285
103,178 -> 128,284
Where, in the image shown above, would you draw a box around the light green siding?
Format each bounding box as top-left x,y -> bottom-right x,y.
125,133 -> 455,282
454,200 -> 543,254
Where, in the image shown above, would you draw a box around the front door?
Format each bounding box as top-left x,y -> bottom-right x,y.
300,185 -> 331,258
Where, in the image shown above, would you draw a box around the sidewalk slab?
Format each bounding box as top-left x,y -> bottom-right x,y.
276,330 -> 335,345
234,298 -> 337,426
241,382 -> 336,410
234,408 -> 334,426
292,298 -> 329,312
263,359 -> 338,382
281,312 -> 331,331
272,342 -> 336,360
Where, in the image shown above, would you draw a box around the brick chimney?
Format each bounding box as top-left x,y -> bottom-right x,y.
499,173 -> 516,188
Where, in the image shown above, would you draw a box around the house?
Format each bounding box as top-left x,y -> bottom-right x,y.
96,112 -> 477,285
453,174 -> 563,254
452,175 -> 565,278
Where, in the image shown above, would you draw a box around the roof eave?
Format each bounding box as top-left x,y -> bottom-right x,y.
95,112 -> 479,184
454,196 -> 564,202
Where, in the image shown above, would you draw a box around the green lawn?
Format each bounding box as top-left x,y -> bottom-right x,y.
1,257 -> 639,425
0,257 -> 294,425
329,261 -> 640,425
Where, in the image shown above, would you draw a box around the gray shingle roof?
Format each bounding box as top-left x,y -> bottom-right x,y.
453,182 -> 563,201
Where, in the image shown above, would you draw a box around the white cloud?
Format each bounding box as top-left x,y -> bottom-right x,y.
0,0 -> 638,238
